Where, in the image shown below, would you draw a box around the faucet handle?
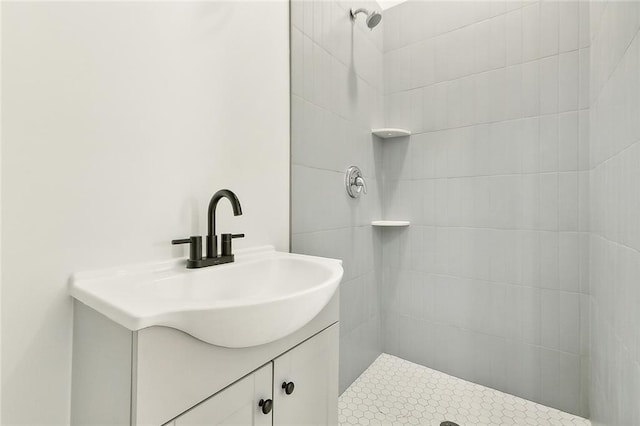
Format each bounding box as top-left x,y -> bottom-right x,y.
221,233 -> 245,257
346,166 -> 368,198
355,176 -> 367,194
172,236 -> 203,261
171,238 -> 191,244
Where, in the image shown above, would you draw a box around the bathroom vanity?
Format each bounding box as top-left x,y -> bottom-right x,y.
70,247 -> 342,425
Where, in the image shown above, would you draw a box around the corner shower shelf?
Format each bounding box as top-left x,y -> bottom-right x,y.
371,128 -> 411,139
371,220 -> 410,227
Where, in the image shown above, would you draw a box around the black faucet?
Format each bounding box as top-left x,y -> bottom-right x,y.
207,189 -> 242,259
172,189 -> 245,268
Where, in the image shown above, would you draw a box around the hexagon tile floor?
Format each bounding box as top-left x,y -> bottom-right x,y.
339,353 -> 591,426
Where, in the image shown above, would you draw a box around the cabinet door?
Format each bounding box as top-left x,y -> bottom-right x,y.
273,324 -> 339,426
174,363 -> 273,426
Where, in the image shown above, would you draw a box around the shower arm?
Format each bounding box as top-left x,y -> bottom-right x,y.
350,8 -> 369,20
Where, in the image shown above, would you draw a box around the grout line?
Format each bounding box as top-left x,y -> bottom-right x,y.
381,267 -> 588,297
383,47 -> 586,96
382,1 -> 531,54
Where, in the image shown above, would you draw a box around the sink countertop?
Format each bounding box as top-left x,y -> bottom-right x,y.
70,246 -> 343,348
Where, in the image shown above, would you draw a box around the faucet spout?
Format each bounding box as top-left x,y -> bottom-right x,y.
207,189 -> 242,258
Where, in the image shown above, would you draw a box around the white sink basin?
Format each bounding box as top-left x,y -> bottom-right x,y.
70,246 -> 343,348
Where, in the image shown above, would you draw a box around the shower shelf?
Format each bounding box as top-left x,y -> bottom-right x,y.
371,220 -> 410,227
371,128 -> 411,139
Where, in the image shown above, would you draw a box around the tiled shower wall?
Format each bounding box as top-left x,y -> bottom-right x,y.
380,1 -> 590,416
290,0 -> 385,392
588,2 -> 640,425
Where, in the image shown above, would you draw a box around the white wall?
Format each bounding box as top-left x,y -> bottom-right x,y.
381,0 -> 590,416
588,2 -> 640,425
1,2 -> 289,423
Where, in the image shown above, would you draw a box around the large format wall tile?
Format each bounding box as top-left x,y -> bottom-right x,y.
589,2 -> 640,423
382,0 -> 589,417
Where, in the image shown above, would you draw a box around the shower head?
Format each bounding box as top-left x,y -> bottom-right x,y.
350,8 -> 382,29
366,10 -> 382,28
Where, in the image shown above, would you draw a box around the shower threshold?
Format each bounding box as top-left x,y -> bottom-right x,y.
339,353 -> 590,426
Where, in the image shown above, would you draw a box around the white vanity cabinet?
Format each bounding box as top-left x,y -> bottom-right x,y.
166,324 -> 338,426
273,325 -> 338,426
171,364 -> 273,426
71,294 -> 339,426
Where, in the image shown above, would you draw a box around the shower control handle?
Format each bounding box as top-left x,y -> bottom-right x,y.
355,176 -> 367,194
346,166 -> 367,198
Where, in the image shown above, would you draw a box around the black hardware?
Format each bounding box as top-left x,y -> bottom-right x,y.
281,381 -> 295,395
207,189 -> 242,259
171,236 -> 202,265
182,254 -> 236,269
221,233 -> 245,257
258,398 -> 273,415
172,189 -> 244,269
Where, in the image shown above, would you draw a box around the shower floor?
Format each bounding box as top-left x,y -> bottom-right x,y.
339,354 -> 590,426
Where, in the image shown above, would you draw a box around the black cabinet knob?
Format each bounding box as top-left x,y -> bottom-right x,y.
258,398 -> 273,414
281,381 -> 295,395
